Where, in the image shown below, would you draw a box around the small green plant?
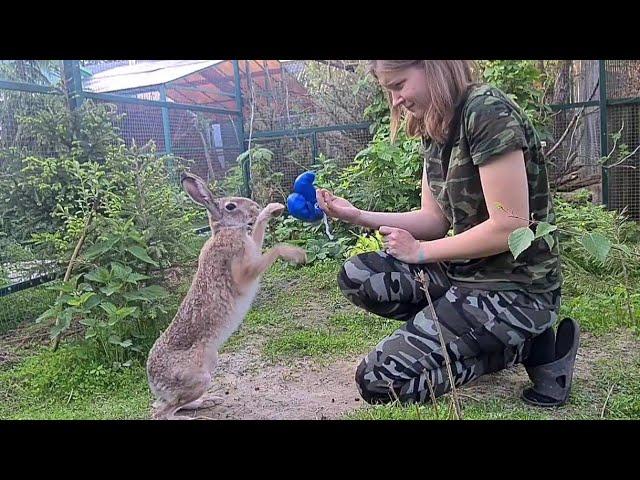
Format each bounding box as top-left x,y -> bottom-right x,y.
269,214 -> 353,264
304,237 -> 352,263
554,192 -> 640,277
346,231 -> 385,258
36,219 -> 170,365
341,126 -> 422,214
221,146 -> 286,205
502,202 -> 638,269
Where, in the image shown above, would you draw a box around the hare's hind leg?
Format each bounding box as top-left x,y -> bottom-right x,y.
178,350 -> 223,410
152,401 -> 183,420
151,371 -> 213,420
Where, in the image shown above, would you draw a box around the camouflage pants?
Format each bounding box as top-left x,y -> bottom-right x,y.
339,251 -> 561,404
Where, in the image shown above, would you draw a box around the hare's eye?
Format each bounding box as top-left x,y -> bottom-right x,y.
225,203 -> 237,211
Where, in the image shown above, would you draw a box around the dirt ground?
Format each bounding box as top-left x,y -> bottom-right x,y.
178,329 -> 638,420
2,311 -> 636,420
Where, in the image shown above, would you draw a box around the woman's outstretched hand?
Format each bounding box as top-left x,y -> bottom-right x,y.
316,189 -> 362,224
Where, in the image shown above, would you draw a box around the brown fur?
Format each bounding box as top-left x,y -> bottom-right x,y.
146,173 -> 306,420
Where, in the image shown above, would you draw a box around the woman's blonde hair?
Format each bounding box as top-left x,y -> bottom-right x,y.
368,60 -> 477,143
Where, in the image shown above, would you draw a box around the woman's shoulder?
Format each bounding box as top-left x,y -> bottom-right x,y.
464,83 -> 521,115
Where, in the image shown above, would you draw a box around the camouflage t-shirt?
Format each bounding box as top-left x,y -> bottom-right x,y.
423,83 -> 562,293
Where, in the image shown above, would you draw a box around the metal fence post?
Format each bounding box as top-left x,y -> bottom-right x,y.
599,60 -> 609,208
62,60 -> 82,111
71,60 -> 84,106
311,131 -> 318,164
159,84 -> 173,155
159,84 -> 176,182
233,60 -> 250,197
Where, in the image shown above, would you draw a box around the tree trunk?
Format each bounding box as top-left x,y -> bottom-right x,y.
575,60 -> 600,176
553,60 -> 572,105
547,61 -> 573,189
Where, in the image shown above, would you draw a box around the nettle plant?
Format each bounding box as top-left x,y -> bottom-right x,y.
504,203 -> 638,266
503,201 -> 640,328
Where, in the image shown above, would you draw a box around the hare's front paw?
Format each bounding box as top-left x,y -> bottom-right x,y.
279,245 -> 307,264
263,203 -> 285,218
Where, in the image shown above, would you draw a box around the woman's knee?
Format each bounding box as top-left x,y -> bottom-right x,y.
355,357 -> 383,404
337,256 -> 371,303
338,252 -> 379,286
337,259 -> 357,292
354,355 -> 404,405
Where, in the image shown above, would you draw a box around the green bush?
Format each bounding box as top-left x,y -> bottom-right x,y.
554,191 -> 640,278
479,60 -> 552,141
333,87 -> 422,214
0,99 -> 208,360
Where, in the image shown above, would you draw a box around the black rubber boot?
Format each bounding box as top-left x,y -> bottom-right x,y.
521,317 -> 580,407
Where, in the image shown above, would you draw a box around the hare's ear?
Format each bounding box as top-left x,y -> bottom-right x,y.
181,172 -> 222,220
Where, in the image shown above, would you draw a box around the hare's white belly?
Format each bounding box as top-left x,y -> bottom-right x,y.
214,279 -> 260,349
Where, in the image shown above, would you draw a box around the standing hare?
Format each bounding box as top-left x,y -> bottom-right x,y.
147,172 -> 307,420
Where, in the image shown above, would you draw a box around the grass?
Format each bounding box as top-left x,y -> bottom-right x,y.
562,292 -> 640,335
1,253 -> 639,420
262,312 -> 397,363
0,284 -> 58,335
560,267 -> 640,336
345,399 -> 552,420
0,344 -> 151,420
591,357 -> 640,419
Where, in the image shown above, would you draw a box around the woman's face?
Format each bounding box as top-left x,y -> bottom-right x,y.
376,64 -> 429,117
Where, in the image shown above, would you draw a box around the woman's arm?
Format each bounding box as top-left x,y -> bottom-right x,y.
381,149 -> 529,263
333,163 -> 451,241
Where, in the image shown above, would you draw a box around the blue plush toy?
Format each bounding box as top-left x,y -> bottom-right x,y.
286,171 -> 324,223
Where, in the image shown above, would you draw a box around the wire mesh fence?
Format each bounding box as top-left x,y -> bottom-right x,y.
605,60 -> 640,100
91,94 -> 243,184
544,60 -> 640,219
2,59 -> 640,297
603,60 -> 639,220
249,125 -> 372,198
606,101 -> 640,220
546,105 -> 602,199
